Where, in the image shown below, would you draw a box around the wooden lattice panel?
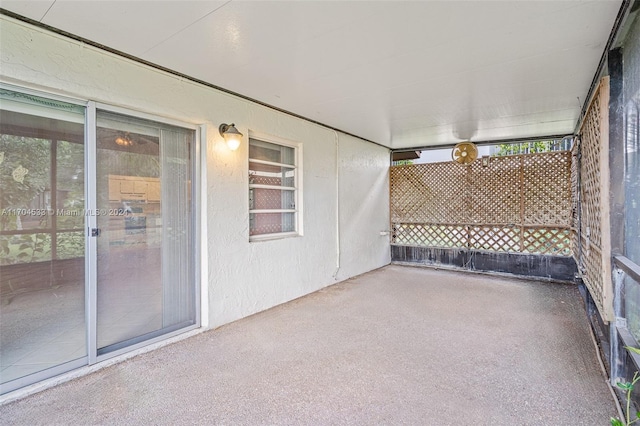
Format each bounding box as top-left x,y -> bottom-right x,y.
523,227 -> 572,256
392,223 -> 467,248
577,76 -> 613,321
523,152 -> 572,227
581,97 -> 603,250
390,151 -> 573,255
469,226 -> 520,252
582,237 -> 604,299
570,142 -> 581,260
390,163 -> 467,224
467,157 -> 521,225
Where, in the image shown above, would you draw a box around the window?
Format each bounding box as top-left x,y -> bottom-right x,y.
249,136 -> 300,240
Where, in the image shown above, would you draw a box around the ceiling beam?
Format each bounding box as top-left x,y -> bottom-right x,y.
391,134 -> 571,153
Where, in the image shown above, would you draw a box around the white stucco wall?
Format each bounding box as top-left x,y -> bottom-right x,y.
336,134 -> 391,281
0,16 -> 391,329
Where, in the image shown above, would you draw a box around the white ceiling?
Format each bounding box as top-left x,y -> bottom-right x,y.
0,1 -> 623,149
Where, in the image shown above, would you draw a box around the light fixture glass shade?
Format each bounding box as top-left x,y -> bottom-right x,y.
219,123 -> 243,151
225,136 -> 241,151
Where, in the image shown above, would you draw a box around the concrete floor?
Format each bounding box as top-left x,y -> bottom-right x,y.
0,265 -> 616,425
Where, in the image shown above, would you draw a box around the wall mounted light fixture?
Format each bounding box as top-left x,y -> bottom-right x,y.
219,123 -> 243,151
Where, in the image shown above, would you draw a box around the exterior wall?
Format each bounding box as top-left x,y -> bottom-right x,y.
0,16 -> 390,329
336,134 -> 391,281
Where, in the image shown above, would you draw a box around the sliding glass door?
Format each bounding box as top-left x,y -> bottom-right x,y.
0,89 -> 87,392
95,110 -> 196,354
0,87 -> 199,394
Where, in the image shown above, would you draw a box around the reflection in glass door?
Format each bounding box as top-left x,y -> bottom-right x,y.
0,89 -> 86,393
0,90 -> 199,395
95,110 -> 196,354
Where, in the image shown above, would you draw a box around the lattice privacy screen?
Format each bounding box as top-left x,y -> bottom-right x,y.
390,151 -> 573,256
575,77 -> 613,321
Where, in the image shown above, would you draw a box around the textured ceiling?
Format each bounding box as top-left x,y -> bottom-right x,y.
0,1 -> 623,148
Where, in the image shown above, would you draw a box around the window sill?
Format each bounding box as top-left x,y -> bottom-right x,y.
249,232 -> 300,243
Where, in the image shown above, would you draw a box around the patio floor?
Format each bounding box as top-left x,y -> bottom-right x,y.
0,265 -> 617,425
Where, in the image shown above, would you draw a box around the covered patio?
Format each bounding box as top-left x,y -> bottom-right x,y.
1,0 -> 639,422
0,266 -> 617,424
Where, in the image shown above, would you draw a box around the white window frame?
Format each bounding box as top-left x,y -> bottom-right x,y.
248,131 -> 303,242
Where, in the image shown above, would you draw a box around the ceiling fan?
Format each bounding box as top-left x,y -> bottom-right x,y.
452,141 -> 478,165
451,114 -> 479,165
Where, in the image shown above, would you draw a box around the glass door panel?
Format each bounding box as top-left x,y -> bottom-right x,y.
95,111 -> 195,354
0,90 -> 198,394
0,89 -> 86,390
